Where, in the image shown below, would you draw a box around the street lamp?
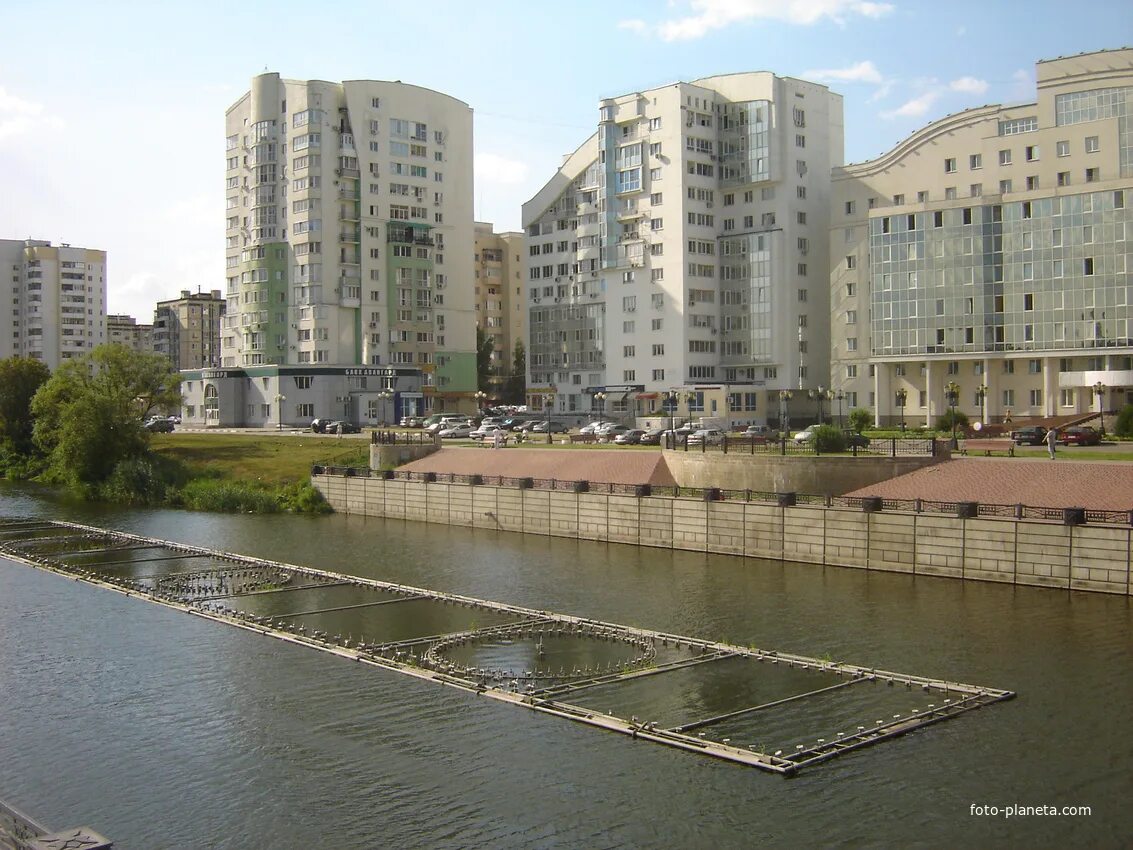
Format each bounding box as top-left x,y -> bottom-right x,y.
594,391 -> 607,423
378,389 -> 393,426
895,388 -> 907,433
474,390 -> 488,414
976,384 -> 989,426
274,394 -> 285,431
778,389 -> 793,433
663,390 -> 678,434
808,386 -> 827,425
835,390 -> 845,427
1093,382 -> 1107,436
945,381 -> 960,448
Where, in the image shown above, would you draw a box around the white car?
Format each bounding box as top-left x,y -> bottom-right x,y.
687,428 -> 725,445
438,424 -> 474,439
793,426 -> 817,444
579,421 -> 613,435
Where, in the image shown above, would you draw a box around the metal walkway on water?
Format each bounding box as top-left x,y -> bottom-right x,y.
0,517 -> 1015,776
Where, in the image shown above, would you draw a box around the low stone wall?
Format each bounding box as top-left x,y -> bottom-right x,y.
662,448 -> 948,494
369,441 -> 439,469
313,474 -> 1132,596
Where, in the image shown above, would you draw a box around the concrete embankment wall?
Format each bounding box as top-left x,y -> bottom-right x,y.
313,474 -> 1132,596
662,449 -> 946,494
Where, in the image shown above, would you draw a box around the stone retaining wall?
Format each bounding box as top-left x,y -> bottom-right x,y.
313,474 -> 1132,596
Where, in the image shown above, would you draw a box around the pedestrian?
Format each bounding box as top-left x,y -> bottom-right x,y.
493,429 -> 502,450
1046,427 -> 1058,459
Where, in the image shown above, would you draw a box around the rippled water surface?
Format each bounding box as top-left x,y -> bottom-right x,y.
1,483 -> 1131,848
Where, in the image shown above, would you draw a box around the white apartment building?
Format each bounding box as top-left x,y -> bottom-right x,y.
523,73 -> 842,427
474,222 -> 525,398
222,73 -> 476,416
831,48 -> 1133,427
107,314 -> 154,353
0,239 -> 106,369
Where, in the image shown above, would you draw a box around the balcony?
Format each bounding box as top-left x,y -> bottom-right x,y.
339,229 -> 361,244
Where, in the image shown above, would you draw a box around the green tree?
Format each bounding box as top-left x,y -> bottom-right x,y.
476,327 -> 495,393
847,407 -> 872,434
1114,404 -> 1133,438
32,344 -> 181,487
811,423 -> 847,453
0,356 -> 51,456
503,339 -> 526,404
935,408 -> 970,434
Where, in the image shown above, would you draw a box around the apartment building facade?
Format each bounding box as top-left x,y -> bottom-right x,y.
213,72 -> 476,426
107,314 -> 154,353
523,73 -> 842,427
153,289 -> 224,372
831,48 -> 1133,427
0,239 -> 107,370
474,222 -> 524,398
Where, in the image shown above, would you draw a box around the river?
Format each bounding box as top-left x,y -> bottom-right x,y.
0,482 -> 1130,848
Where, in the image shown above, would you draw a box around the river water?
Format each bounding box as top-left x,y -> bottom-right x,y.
1,482 -> 1130,849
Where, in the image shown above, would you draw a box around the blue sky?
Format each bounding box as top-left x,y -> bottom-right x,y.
0,0 -> 1129,320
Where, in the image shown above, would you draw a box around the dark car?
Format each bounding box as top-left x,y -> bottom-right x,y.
843,430 -> 871,449
532,420 -> 569,433
311,418 -> 331,433
1011,425 -> 1047,445
638,427 -> 666,445
144,417 -> 175,433
1059,426 -> 1101,446
326,421 -> 361,434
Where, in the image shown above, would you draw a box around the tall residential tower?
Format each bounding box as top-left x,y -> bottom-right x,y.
223,73 -> 476,400
522,73 -> 842,426
0,239 -> 107,369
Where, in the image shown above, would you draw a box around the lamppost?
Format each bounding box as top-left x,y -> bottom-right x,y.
778,389 -> 793,434
895,388 -> 907,433
945,381 -> 960,448
474,390 -> 488,414
808,386 -> 827,425
1094,381 -> 1107,436
274,394 -> 285,431
594,391 -> 607,423
378,389 -> 393,426
663,390 -> 678,434
835,390 -> 845,427
976,384 -> 989,426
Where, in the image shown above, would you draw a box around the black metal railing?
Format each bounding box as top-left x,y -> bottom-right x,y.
664,434 -> 940,457
310,466 -> 1133,526
371,430 -> 440,446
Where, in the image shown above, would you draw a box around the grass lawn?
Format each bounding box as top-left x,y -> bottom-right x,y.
150,433 -> 369,487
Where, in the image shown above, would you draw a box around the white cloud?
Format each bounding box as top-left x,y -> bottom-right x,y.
882,91 -> 939,120
0,85 -> 61,141
949,76 -> 989,96
1010,68 -> 1034,100
802,60 -> 883,84
649,0 -> 894,41
475,152 -> 531,186
617,18 -> 648,33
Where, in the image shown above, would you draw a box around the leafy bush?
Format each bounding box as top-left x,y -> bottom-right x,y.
177,479 -> 281,513
98,457 -> 169,505
811,424 -> 846,453
935,409 -> 970,433
277,481 -> 332,514
1114,404 -> 1133,438
847,408 -> 872,434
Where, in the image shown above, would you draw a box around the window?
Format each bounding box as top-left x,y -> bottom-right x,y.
1002,390 -> 1014,408
622,296 -> 636,312
1056,140 -> 1070,157
1000,179 -> 1013,194
1084,258 -> 1094,275
1085,167 -> 1099,182
999,149 -> 1012,166
970,154 -> 982,170
1057,171 -> 1070,186
845,200 -> 856,215
1085,136 -> 1099,153
945,157 -> 957,173
1025,145 -> 1039,162
1026,176 -> 1039,191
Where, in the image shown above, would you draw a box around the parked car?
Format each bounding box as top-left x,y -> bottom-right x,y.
326,421 -> 361,434
579,421 -> 613,435
310,418 -> 331,433
1011,425 -> 1048,445
744,424 -> 770,436
438,424 -> 474,439
638,428 -> 667,446
843,430 -> 871,449
144,416 -> 175,433
597,424 -> 630,438
532,420 -> 569,433
399,415 -> 424,428
793,426 -> 818,444
614,429 -> 647,445
1059,426 -> 1101,446
687,428 -> 726,446
426,416 -> 470,434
